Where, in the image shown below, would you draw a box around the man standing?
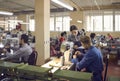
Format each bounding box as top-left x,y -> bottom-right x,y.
68,25 -> 81,42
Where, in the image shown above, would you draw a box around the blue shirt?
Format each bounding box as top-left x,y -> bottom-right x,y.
76,46 -> 103,73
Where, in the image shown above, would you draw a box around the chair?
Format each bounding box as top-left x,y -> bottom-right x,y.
28,51 -> 38,65
18,51 -> 38,81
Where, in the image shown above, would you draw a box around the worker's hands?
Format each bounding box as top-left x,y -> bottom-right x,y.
73,54 -> 77,59
73,51 -> 82,59
73,45 -> 78,49
75,51 -> 81,55
81,68 -> 86,72
3,48 -> 7,53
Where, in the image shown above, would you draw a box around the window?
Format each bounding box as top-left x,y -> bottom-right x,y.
104,15 -> 113,31
91,16 -> 102,31
50,16 -> 70,31
115,15 -> 120,31
50,17 -> 54,31
63,16 -> 70,31
29,19 -> 35,31
0,18 -> 5,28
56,17 -> 62,31
85,10 -> 120,32
86,15 -> 102,31
4,16 -> 17,31
115,11 -> 120,31
86,16 -> 92,31
27,15 -> 70,32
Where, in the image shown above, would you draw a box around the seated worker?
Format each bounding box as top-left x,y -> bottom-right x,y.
107,33 -> 113,41
59,31 -> 67,43
2,34 -> 32,63
76,36 -> 103,81
90,33 -> 97,46
80,28 -> 86,36
4,44 -> 11,53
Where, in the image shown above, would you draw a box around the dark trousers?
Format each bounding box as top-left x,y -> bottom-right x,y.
91,72 -> 103,81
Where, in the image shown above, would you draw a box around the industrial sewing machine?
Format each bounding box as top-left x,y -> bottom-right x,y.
0,61 -> 92,81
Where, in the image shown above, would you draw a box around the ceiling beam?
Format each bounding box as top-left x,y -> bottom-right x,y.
14,8 -> 75,15
51,2 -> 60,9
0,8 -> 12,12
64,0 -> 83,11
83,4 -> 120,11
6,0 -> 34,9
50,8 -> 71,12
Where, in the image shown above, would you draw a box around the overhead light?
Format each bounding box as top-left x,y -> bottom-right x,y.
0,11 -> 13,15
20,22 -> 29,24
77,20 -> 82,23
51,0 -> 73,11
8,20 -> 23,23
70,18 -> 72,21
94,0 -> 100,10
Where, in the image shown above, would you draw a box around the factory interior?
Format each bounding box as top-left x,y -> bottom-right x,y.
0,0 -> 120,81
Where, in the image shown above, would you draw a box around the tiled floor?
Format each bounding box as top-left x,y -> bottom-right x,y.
106,61 -> 120,77
102,53 -> 120,77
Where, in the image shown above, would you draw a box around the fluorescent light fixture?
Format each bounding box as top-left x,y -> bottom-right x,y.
94,0 -> 100,10
70,18 -> 72,21
8,20 -> 29,24
20,22 -> 29,24
77,20 -> 82,23
0,11 -> 13,15
51,0 -> 73,11
8,20 -> 23,23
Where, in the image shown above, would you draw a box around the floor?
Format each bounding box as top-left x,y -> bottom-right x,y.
102,52 -> 120,78
107,61 -> 120,77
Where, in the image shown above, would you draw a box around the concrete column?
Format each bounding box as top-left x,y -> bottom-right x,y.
35,0 -> 50,65
17,14 -> 27,31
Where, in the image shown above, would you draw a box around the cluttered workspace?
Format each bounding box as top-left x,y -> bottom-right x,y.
0,36 -> 120,81
0,36 -> 92,81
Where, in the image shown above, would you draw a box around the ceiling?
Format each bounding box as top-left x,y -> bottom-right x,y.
0,0 -> 120,15
0,0 -> 65,12
71,0 -> 120,10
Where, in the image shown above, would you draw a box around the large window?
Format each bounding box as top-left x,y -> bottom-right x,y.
63,16 -> 70,31
0,16 -> 18,31
50,17 -> 54,31
104,15 -> 113,31
85,10 -> 120,32
56,17 -> 62,31
29,19 -> 35,31
86,15 -> 103,31
91,16 -> 102,31
27,15 -> 70,32
50,16 -> 70,31
115,11 -> 120,31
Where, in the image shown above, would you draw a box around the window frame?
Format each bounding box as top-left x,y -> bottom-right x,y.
84,10 -> 120,32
